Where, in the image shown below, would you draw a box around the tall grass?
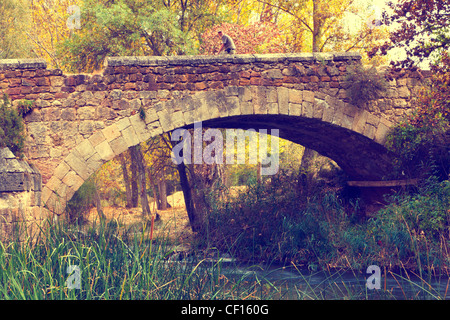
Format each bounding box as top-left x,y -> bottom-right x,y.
0,218 -> 281,300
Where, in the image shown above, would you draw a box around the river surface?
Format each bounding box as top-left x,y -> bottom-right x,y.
174,255 -> 450,300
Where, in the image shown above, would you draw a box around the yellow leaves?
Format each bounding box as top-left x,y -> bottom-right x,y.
29,0 -> 81,69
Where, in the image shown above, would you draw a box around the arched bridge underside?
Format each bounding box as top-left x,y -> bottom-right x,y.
0,53 -> 425,213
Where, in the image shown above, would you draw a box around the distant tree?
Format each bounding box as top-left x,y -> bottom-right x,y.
199,21 -> 287,54
254,0 -> 388,63
0,0 -> 33,59
369,0 -> 450,68
59,0 -> 223,72
26,0 -> 78,68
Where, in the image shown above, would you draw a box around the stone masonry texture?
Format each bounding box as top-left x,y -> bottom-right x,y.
0,53 -> 429,214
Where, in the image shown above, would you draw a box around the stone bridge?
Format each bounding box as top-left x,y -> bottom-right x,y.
0,52 -> 427,214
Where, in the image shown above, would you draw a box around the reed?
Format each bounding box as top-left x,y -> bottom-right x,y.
0,217 -> 280,300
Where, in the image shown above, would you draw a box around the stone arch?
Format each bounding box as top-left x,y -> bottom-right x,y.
42,86 -> 395,213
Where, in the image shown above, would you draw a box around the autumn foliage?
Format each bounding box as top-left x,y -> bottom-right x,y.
199,22 -> 287,55
369,0 -> 450,68
410,52 -> 450,128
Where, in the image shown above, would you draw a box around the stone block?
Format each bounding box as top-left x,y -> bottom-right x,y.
265,87 -> 278,103
302,101 -> 314,118
147,121 -> 163,137
102,124 -> 121,142
61,108 -> 76,121
374,118 -> 394,144
302,90 -> 315,103
277,87 -> 289,115
157,109 -> 174,132
341,114 -> 353,129
110,89 -> 123,100
352,109 -> 369,134
267,102 -> 278,115
363,124 -> 376,140
88,131 -> 106,147
65,150 -> 91,180
397,86 -> 410,98
45,191 -> 65,214
178,95 -> 195,113
116,117 -> 131,131
262,69 -> 283,79
46,176 -> 62,193
313,99 -> 327,119
183,110 -> 196,125
110,136 -> 129,156
240,101 -> 253,115
193,93 -> 220,121
95,140 -> 115,162
252,86 -> 267,114
144,108 -> 159,124
288,103 -> 302,116
322,102 -> 335,123
130,113 -> 151,142
41,186 -> 52,204
53,161 -> 70,180
239,86 -> 252,102
212,91 -> 230,117
366,113 -> 380,127
75,139 -> 96,160
288,89 -> 303,104
62,171 -> 84,192
121,124 -> 140,147
332,109 -> 344,127
226,96 -> 241,116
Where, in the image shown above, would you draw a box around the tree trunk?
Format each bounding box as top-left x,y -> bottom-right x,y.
298,147 -> 318,198
157,177 -> 169,210
130,145 -> 155,218
119,153 -> 133,208
169,133 -> 198,231
93,180 -> 106,221
257,161 -> 262,183
177,161 -> 198,231
167,131 -> 199,231
130,149 -> 139,208
312,0 -> 322,53
147,169 -> 160,212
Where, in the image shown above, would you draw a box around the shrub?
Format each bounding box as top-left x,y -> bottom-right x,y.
0,94 -> 26,158
365,178 -> 450,271
344,64 -> 388,107
200,170 -> 350,265
65,179 -> 97,224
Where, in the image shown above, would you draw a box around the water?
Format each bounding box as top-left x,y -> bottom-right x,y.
220,262 -> 450,300
169,254 -> 450,300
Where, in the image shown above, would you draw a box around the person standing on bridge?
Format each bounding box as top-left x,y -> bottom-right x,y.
217,30 -> 236,55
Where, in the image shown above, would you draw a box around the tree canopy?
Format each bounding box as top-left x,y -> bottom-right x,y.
369,0 -> 450,68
